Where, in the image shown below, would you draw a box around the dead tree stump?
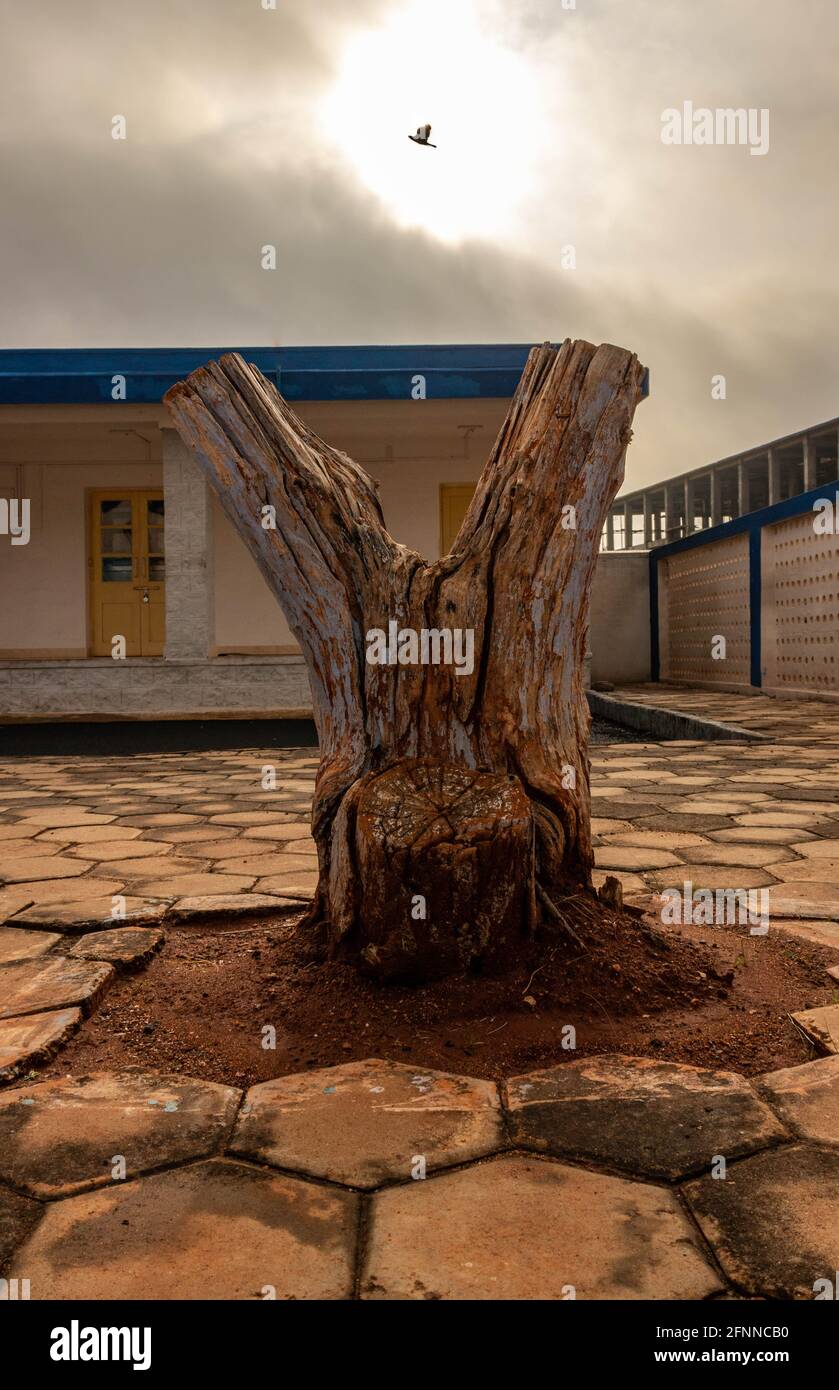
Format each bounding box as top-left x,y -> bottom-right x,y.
341,759 -> 534,980
164,339 -> 645,981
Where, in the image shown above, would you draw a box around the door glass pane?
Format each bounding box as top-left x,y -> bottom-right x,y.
102,557 -> 132,582
147,527 -> 165,555
148,557 -> 166,581
100,499 -> 132,526
147,499 -> 165,519
101,527 -> 132,554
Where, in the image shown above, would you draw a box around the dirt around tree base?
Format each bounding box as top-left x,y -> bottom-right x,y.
35,901 -> 839,1089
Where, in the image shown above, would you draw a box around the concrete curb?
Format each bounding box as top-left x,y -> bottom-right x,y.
587,690 -> 767,743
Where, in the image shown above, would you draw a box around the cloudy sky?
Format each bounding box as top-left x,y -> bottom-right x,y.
1,0 -> 837,491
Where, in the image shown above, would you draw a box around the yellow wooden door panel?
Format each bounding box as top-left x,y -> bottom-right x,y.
440,483 -> 477,556
89,490 -> 165,657
101,601 -> 141,652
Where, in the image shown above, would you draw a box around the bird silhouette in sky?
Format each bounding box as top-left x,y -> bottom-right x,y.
409,123 -> 437,147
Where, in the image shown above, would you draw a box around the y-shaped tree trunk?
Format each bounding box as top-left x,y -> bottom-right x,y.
165,340 -> 645,980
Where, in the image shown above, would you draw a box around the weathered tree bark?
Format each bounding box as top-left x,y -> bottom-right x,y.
164,340 -> 645,980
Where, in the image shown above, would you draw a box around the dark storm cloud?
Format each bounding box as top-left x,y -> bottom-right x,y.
0,0 -> 837,489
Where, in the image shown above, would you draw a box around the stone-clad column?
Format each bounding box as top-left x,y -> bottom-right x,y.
709,469 -> 721,526
737,460 -> 748,517
767,448 -> 780,506
161,428 -> 214,660
802,436 -> 815,492
623,500 -> 633,549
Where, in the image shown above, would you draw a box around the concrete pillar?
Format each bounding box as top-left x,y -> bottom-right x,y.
737,460 -> 748,517
665,486 -> 678,541
709,468 -> 721,526
605,513 -> 615,551
683,478 -> 693,535
162,429 -> 214,660
767,448 -> 780,506
623,500 -> 633,550
802,436 -> 816,492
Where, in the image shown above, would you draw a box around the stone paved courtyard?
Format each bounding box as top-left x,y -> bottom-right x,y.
1,1052 -> 837,1299
1,684 -> 838,1298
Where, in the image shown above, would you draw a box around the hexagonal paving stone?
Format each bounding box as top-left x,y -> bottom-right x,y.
789,1004 -> 839,1055
242,822 -> 313,841
230,1058 -> 504,1189
254,872 -> 318,898
38,825 -> 143,843
8,1159 -> 357,1300
0,1008 -> 82,1082
65,839 -> 174,861
0,1070 -> 241,1196
0,1185 -> 42,1269
66,926 -> 165,970
14,810 -> 115,828
215,852 -> 317,876
505,1056 -> 787,1180
594,847 -> 683,871
651,865 -> 776,891
775,920 -> 839,950
0,876 -> 125,909
129,873 -> 256,898
0,855 -> 92,884
0,956 -> 113,1020
0,840 -> 65,860
768,883 -> 839,918
362,1154 -> 723,1300
758,1055 -> 839,1145
683,1145 -> 839,1299
0,926 -> 62,964
8,896 -> 167,933
171,893 -> 299,920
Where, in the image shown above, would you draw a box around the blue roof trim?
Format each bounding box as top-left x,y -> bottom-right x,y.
0,345 -> 650,406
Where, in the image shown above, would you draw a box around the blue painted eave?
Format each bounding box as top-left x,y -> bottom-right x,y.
0,344 -> 650,406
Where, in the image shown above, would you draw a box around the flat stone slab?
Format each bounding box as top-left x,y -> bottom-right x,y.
0,956 -> 113,1020
0,1070 -> 241,1197
505,1055 -> 786,1180
9,896 -> 168,933
8,1159 -> 357,1299
362,1154 -> 722,1300
774,920 -> 839,950
683,1145 -> 839,1298
0,1185 -> 42,1270
758,1055 -> 839,1145
66,926 -> 165,970
790,1004 -> 839,1055
0,927 -> 62,964
0,854 -> 92,884
129,873 -> 255,898
768,884 -> 839,919
230,1058 -> 504,1189
171,893 -> 299,921
0,1007 -> 82,1082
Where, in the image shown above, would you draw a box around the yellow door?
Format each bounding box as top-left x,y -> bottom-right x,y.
89,490 -> 165,656
439,483 -> 478,556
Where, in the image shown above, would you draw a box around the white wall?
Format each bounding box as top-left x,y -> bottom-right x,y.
0,459 -> 161,656
590,552 -> 651,684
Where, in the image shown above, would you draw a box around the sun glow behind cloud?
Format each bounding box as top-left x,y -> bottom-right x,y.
320,0 -> 547,243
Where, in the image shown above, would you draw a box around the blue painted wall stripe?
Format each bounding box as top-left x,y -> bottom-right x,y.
748,526 -> 762,687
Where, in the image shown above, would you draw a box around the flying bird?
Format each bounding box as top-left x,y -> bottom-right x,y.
409,123 -> 437,148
